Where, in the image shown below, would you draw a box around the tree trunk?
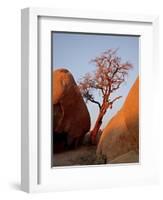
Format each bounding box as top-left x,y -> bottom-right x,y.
90,105 -> 108,144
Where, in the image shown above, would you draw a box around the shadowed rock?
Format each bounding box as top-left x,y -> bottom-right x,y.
97,77 -> 139,163
53,68 -> 91,152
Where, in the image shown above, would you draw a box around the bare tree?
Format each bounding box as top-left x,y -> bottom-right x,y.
78,49 -> 133,144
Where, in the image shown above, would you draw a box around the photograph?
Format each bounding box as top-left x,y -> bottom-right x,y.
52,32 -> 139,167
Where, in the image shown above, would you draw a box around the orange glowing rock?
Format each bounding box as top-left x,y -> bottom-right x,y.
97,77 -> 139,163
53,68 -> 90,151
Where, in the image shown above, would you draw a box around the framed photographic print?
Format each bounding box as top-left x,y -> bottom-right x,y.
21,8 -> 159,193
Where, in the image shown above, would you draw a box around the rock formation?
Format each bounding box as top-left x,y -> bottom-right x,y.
97,77 -> 139,163
53,68 -> 91,152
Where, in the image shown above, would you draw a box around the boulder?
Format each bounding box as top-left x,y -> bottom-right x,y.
109,150 -> 139,164
53,68 -> 91,152
97,77 -> 139,163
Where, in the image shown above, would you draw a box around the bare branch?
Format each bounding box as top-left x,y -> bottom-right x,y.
109,96 -> 122,109
88,98 -> 101,110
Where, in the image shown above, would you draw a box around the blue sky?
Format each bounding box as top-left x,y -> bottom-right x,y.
52,32 -> 139,129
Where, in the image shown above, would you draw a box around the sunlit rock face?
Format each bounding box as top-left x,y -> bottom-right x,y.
53,68 -> 91,152
97,77 -> 139,163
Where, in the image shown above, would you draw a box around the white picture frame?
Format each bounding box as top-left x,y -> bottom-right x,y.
21,7 -> 159,193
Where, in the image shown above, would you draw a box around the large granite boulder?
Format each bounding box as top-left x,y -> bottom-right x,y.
53,68 -> 91,152
97,77 -> 139,163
